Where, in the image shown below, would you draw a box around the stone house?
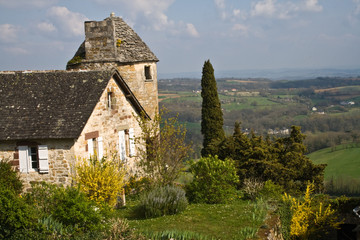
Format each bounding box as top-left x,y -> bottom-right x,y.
0,13 -> 159,189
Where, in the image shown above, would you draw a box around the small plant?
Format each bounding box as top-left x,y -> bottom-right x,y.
238,226 -> 258,240
186,155 -> 239,204
143,230 -> 214,240
108,218 -> 146,240
242,178 -> 264,200
116,39 -> 122,47
67,55 -> 83,65
138,185 -> 188,218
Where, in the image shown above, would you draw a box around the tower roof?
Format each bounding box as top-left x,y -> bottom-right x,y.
68,15 -> 158,69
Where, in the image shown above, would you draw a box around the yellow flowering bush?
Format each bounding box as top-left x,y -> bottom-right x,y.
74,155 -> 126,206
283,183 -> 342,239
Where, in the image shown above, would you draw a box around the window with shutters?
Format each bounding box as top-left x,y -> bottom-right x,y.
118,128 -> 136,160
87,137 -> 103,160
18,145 -> 49,174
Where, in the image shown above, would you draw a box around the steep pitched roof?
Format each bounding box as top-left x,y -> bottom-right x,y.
0,70 -> 148,140
111,16 -> 158,63
70,16 -> 158,66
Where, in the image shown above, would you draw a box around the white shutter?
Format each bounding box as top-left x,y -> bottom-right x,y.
118,130 -> 126,161
18,146 -> 29,173
87,139 -> 94,158
129,128 -> 136,157
38,145 -> 49,174
98,137 -> 104,160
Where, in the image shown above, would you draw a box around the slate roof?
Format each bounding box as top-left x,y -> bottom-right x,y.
0,70 -> 148,140
71,16 -> 158,65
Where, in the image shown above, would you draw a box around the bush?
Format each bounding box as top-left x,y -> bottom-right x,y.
0,159 -> 23,194
107,218 -> 146,240
242,178 -> 264,200
138,185 -> 188,218
0,187 -> 37,239
26,183 -> 110,235
259,180 -> 284,200
74,155 -> 126,206
186,156 -> 239,204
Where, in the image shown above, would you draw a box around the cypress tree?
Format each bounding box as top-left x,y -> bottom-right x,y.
201,60 -> 225,156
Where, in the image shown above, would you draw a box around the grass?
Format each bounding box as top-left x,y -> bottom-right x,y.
117,199 -> 268,240
308,144 -> 360,181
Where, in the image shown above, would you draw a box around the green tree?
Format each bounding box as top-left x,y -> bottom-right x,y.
136,109 -> 192,187
201,60 -> 225,156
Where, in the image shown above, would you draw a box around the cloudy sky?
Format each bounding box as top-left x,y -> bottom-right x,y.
0,0 -> 359,76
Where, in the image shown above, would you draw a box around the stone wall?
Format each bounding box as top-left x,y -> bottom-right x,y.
0,139 -> 75,191
73,76 -> 144,173
84,19 -> 116,61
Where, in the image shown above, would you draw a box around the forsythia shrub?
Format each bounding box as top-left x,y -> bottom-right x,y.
186,155 -> 239,204
283,183 -> 342,239
138,185 -> 188,218
74,155 -> 126,206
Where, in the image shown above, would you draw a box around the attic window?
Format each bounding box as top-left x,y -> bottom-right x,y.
145,66 -> 152,80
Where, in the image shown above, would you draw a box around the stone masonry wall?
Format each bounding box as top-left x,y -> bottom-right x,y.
0,139 -> 75,191
73,76 -> 144,173
117,62 -> 158,119
84,19 -> 116,61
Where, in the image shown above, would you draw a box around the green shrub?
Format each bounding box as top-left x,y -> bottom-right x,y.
186,156 -> 239,204
26,183 -> 110,234
0,187 -> 37,239
259,180 -> 284,200
138,185 -> 188,218
0,159 -> 23,194
50,186 -> 107,232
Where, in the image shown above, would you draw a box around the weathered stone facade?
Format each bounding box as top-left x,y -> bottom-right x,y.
0,139 -> 74,190
73,76 -> 143,172
67,14 -> 159,119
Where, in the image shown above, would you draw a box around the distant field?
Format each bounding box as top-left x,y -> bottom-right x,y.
308,144 -> 360,181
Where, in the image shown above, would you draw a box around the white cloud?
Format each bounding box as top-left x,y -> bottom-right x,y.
232,23 -> 249,36
0,24 -> 19,43
92,0 -> 199,38
37,22 -> 56,33
186,23 -> 200,38
47,6 -> 89,37
0,0 -> 57,8
251,0 -> 276,17
303,0 -> 323,12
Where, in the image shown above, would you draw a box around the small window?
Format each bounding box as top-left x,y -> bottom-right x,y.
30,147 -> 38,169
145,66 -> 152,80
107,92 -> 116,109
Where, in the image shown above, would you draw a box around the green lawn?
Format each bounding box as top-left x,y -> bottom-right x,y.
308,144 -> 360,181
117,199 -> 268,240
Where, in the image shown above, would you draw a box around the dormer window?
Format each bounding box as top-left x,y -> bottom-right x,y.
145,66 -> 152,80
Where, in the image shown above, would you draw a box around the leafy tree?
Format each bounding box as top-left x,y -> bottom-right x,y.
201,60 -> 225,156
0,159 -> 23,194
136,108 -> 192,187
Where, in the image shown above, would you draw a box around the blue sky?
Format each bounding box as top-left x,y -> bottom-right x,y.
0,0 -> 359,76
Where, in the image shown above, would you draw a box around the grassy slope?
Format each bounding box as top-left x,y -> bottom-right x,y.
118,200 -> 267,240
308,145 -> 360,180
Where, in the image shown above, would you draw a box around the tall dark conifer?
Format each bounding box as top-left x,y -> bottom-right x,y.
201,60 -> 225,156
